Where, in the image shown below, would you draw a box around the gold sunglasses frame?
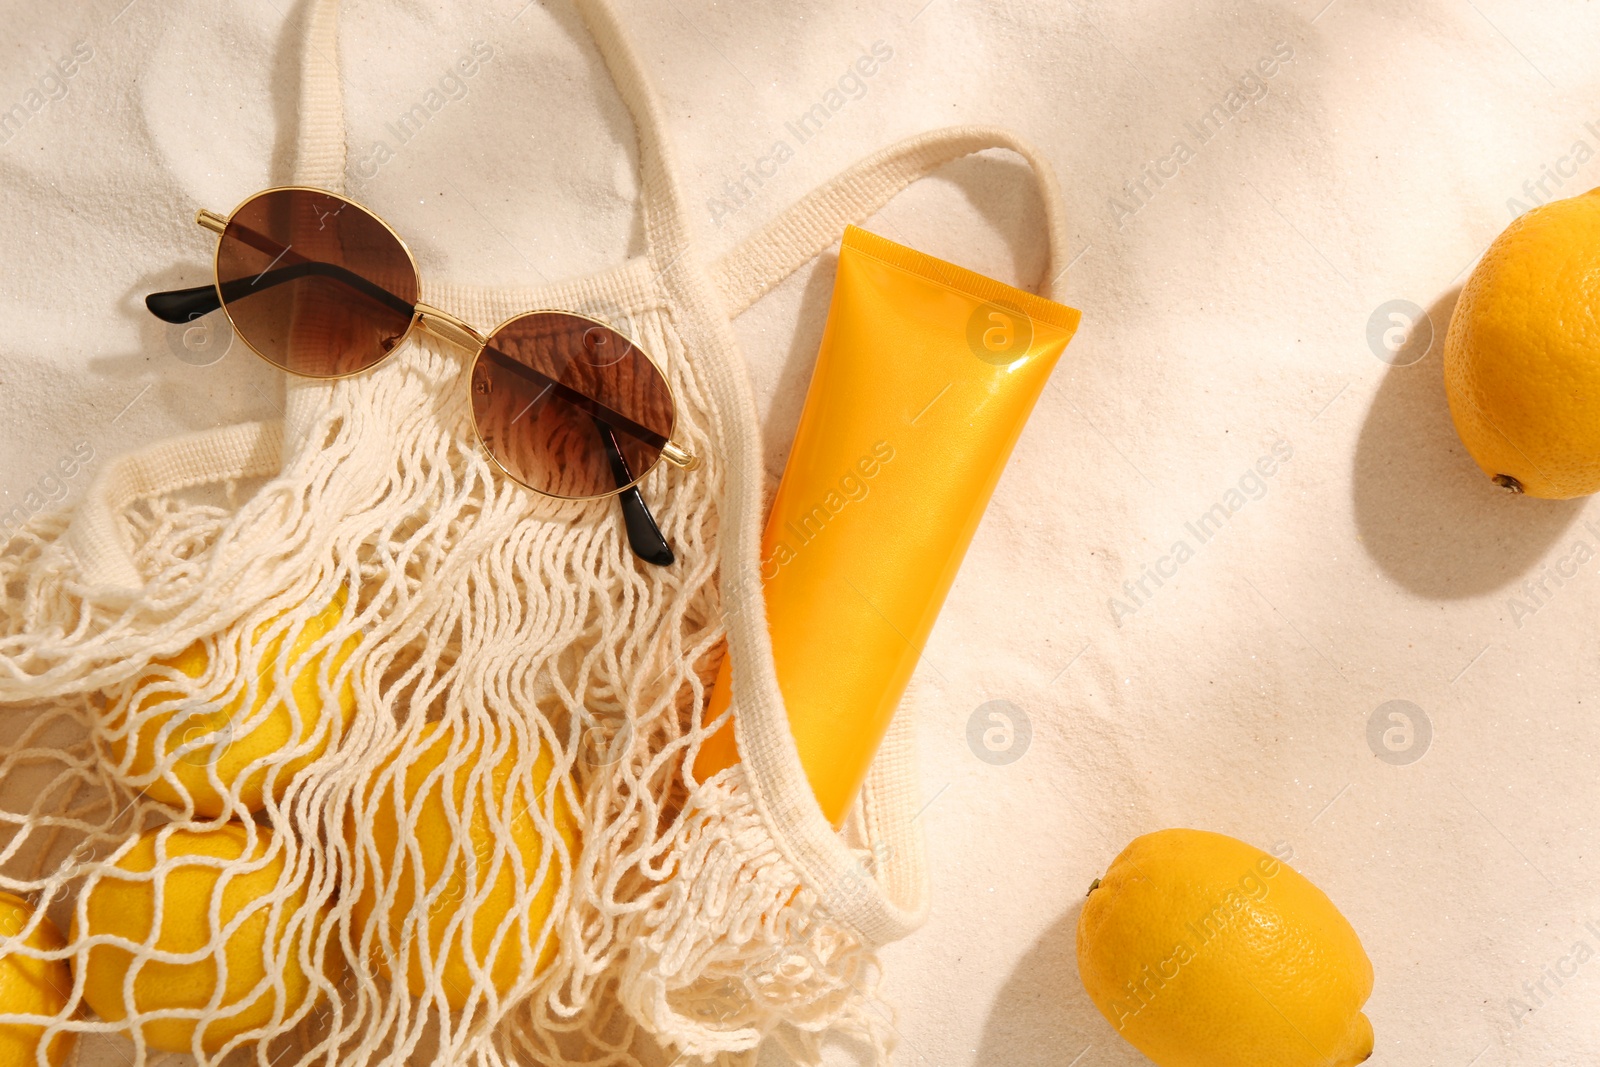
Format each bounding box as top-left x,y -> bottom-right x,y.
195,185 -> 699,503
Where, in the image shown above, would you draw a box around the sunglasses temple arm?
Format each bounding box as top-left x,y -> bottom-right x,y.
594,418 -> 673,567
145,262 -> 416,325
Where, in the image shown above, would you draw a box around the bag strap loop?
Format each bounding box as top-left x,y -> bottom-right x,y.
709,125 -> 1073,316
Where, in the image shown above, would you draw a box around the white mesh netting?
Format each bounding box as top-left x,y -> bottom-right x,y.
0,306 -> 895,1066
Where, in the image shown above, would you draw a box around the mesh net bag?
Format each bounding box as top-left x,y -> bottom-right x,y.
0,0 -> 1077,1063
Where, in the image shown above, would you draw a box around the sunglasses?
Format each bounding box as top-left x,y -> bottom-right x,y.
144,186 -> 699,566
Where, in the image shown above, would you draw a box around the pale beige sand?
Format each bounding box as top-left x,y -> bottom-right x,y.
1,1 -> 1597,1065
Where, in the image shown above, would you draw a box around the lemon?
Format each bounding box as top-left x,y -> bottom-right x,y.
1077,829 -> 1373,1067
75,823 -> 327,1054
1444,187 -> 1600,498
0,892 -> 75,1066
100,593 -> 360,815
349,721 -> 576,1010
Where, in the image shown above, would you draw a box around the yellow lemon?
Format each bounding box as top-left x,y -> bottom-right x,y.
1444,187 -> 1600,497
0,892 -> 75,1066
75,823 -> 327,1054
101,593 -> 360,815
1077,829 -> 1373,1067
349,721 -> 576,1010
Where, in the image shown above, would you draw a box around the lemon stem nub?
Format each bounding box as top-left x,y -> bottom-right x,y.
1086,877 -> 1101,896
1491,474 -> 1525,493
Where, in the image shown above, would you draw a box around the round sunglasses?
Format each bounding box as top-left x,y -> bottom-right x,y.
144,187 -> 698,566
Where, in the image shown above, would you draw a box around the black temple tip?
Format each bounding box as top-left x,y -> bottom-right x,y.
618,485 -> 674,566
145,284 -> 222,324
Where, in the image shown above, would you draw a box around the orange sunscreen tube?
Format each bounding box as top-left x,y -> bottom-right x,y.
695,225 -> 1081,826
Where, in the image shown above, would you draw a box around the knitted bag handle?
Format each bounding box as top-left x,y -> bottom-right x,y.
710,124 -> 1073,315
58,0 -> 1075,955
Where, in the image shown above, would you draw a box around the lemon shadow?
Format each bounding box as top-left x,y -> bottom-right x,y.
974,901 -> 1145,1067
1352,287 -> 1585,598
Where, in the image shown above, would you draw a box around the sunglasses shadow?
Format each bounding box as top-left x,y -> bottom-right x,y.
90,265 -> 284,434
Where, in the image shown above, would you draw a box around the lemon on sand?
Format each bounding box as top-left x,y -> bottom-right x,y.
1444,187 -> 1600,498
349,721 -> 577,1010
1077,829 -> 1373,1067
101,593 -> 361,816
0,891 -> 75,1066
75,824 -> 326,1054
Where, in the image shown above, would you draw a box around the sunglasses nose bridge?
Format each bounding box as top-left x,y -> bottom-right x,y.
415,302 -> 487,352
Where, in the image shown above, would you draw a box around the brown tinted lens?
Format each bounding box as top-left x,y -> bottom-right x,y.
216,189 -> 419,378
471,312 -> 674,499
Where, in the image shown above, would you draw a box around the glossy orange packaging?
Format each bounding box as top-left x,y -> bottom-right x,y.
695,225 -> 1081,826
